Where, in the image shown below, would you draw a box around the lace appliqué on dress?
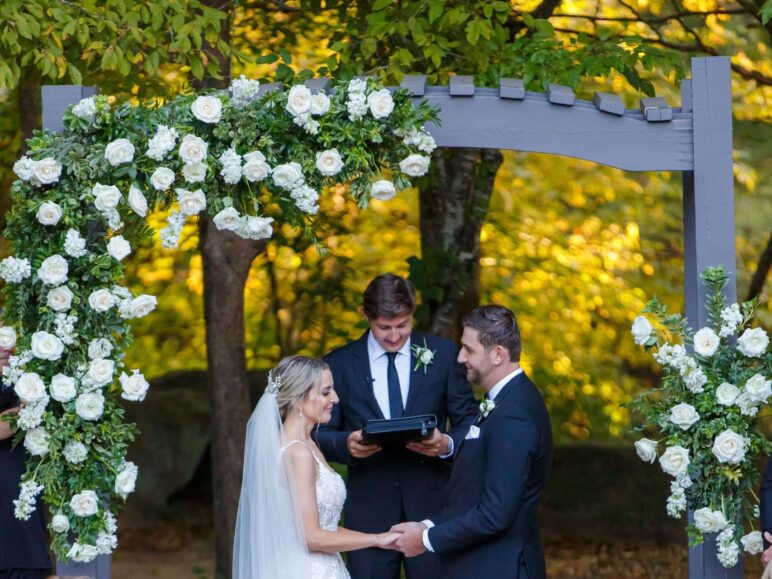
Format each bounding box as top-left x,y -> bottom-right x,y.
307,457 -> 350,579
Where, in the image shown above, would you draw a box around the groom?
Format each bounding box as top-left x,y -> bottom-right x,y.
393,305 -> 553,579
316,273 -> 478,579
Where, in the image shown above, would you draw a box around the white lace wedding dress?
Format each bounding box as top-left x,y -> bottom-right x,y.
284,441 -> 351,579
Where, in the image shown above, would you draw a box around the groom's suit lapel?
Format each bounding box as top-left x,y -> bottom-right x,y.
352,331 -> 385,420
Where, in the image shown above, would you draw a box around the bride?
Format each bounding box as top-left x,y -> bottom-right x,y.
233,355 -> 399,578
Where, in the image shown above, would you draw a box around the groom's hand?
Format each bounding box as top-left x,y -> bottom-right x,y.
762,532 -> 772,565
347,430 -> 381,459
406,429 -> 450,458
391,522 -> 427,557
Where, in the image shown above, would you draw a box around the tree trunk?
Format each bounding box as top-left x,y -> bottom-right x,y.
746,232 -> 772,302
199,219 -> 265,579
17,69 -> 42,151
412,147 -> 503,340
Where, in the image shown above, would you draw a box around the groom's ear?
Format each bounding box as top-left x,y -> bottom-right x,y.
358,306 -> 367,319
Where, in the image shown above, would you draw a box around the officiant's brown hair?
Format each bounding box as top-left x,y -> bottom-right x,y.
362,273 -> 417,320
463,305 -> 522,362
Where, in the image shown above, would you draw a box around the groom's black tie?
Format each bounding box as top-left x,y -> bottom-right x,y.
386,352 -> 404,418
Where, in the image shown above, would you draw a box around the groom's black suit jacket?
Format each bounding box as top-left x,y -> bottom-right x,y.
316,330 -> 477,532
428,372 -> 553,579
761,456 -> 772,548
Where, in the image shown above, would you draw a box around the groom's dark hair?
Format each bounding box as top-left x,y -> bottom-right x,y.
363,273 -> 417,319
463,305 -> 522,362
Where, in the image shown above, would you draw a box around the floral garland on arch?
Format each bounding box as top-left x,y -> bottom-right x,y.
0,76 -> 438,562
629,267 -> 771,568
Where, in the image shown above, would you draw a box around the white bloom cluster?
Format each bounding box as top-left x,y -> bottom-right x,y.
719,303 -> 743,337
219,148 -> 243,185
712,429 -> 748,464
160,209 -> 186,248
13,480 -> 44,521
176,188 -> 207,216
737,327 -> 769,358
64,229 -> 88,258
92,183 -> 123,229
0,327 -> 16,349
693,507 -> 728,533
94,511 -> 119,555
212,208 -> 274,240
367,88 -> 395,119
316,149 -> 344,177
716,525 -> 739,567
285,85 -> 329,134
115,461 -> 138,499
370,180 -> 396,201
399,154 -> 431,177
104,138 -> 135,166
347,79 -> 368,121
659,445 -> 689,477
51,513 -> 70,534
128,186 -> 149,217
150,167 -> 175,191
120,370 -> 150,402
72,97 -> 96,121
397,127 -> 437,154
230,75 -> 261,108
2,351 -> 33,384
54,313 -> 79,345
146,125 -> 179,161
666,481 -> 687,518
67,542 -> 98,563
191,96 -> 222,124
63,441 -> 89,465
242,151 -> 271,182
291,185 -> 320,215
75,390 -> 106,420
693,327 -> 720,357
741,531 -> 763,555
88,338 -> 113,360
24,427 -> 50,456
17,396 -> 49,430
0,256 -> 32,283
654,344 -> 706,393
13,156 -> 62,186
36,201 -> 63,226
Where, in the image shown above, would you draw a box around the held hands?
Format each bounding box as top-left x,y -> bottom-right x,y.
375,531 -> 402,550
406,429 -> 450,458
390,522 -> 428,557
347,430 -> 382,459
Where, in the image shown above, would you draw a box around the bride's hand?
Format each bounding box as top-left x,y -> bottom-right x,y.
375,531 -> 401,549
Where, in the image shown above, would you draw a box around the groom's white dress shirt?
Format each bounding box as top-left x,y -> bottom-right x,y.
421,366 -> 524,552
367,333 -> 411,419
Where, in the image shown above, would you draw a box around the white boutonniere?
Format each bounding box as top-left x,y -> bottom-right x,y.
479,398 -> 496,418
411,339 -> 435,374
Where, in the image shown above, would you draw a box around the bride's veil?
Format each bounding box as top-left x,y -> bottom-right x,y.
233,380 -> 309,578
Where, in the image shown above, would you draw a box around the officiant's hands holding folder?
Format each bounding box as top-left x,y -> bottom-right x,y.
347,429 -> 382,459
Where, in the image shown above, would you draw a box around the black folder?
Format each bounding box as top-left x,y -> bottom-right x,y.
362,414 -> 438,446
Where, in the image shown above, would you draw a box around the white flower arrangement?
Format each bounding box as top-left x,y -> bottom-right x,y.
630,267 -> 771,568
411,339 -> 436,374
3,77 -> 438,563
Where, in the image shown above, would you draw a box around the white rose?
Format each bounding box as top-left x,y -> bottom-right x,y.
659,445 -> 690,477
75,391 -> 105,421
182,162 -> 207,183
634,438 -> 658,463
315,149 -> 344,177
50,374 -> 77,402
24,428 -> 50,456
669,403 -> 699,431
178,134 -> 208,164
47,286 -> 74,312
715,382 -> 740,406
271,162 -> 304,191
370,180 -> 396,201
310,92 -> 331,115
631,316 -> 653,346
242,152 -> 271,182
120,370 -> 150,402
176,188 -> 207,216
737,327 -> 768,358
693,507 -> 728,533
106,236 -> 131,261
129,295 -> 157,318
89,289 -> 118,313
712,429 -> 747,464
0,326 -> 17,349
128,186 -> 149,217
30,331 -> 64,361
285,85 -> 313,116
104,138 -> 135,166
191,95 -> 223,124
72,96 -> 96,120
240,216 -> 274,240
399,154 -> 430,177
51,513 -> 70,534
36,201 -> 63,226
115,462 -> 138,499
87,359 -> 115,387
693,327 -> 720,357
150,167 -> 175,191
14,373 -> 46,403
32,158 -> 63,185
367,88 -> 395,119
70,490 -> 99,517
419,349 -> 434,365
67,542 -> 98,563
213,207 -> 243,232
88,338 -> 113,360
92,183 -> 123,212
37,255 -> 68,285
744,373 -> 772,404
741,531 -> 763,555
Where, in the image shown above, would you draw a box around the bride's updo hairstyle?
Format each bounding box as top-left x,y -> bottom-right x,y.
271,355 -> 330,419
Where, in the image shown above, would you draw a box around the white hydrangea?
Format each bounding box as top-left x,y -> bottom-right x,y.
53,313 -> 78,345
146,125 -> 179,161
291,185 -> 320,215
347,91 -> 368,121
64,229 -> 88,258
716,526 -> 739,568
348,78 -> 367,93
666,481 -> 686,518
63,441 -> 89,465
230,75 -> 260,108
0,256 -> 32,283
219,148 -> 243,185
16,396 -> 49,430
160,209 -> 186,249
719,303 -> 743,337
13,480 -> 44,521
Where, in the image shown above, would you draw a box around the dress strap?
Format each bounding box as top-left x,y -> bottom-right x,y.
280,439 -> 308,452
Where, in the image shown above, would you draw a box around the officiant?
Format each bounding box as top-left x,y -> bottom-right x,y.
316,274 -> 478,579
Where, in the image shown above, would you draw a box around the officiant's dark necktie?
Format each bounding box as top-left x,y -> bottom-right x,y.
386,352 -> 404,418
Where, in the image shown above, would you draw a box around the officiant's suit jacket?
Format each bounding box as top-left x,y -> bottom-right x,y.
761,456 -> 772,548
316,330 -> 477,532
428,372 -> 553,579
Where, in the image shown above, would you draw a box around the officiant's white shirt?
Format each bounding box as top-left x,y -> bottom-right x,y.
367,332 -> 411,419
422,366 -> 524,552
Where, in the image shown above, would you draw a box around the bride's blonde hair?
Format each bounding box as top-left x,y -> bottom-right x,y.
272,355 -> 329,420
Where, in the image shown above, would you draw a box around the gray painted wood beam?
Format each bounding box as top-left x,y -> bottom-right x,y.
499,78 -> 525,100
593,92 -> 625,116
640,96 -> 673,122
401,75 -> 427,96
449,75 -> 475,96
42,85 -> 98,132
304,77 -> 331,93
547,84 -> 576,106
258,82 -> 283,95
